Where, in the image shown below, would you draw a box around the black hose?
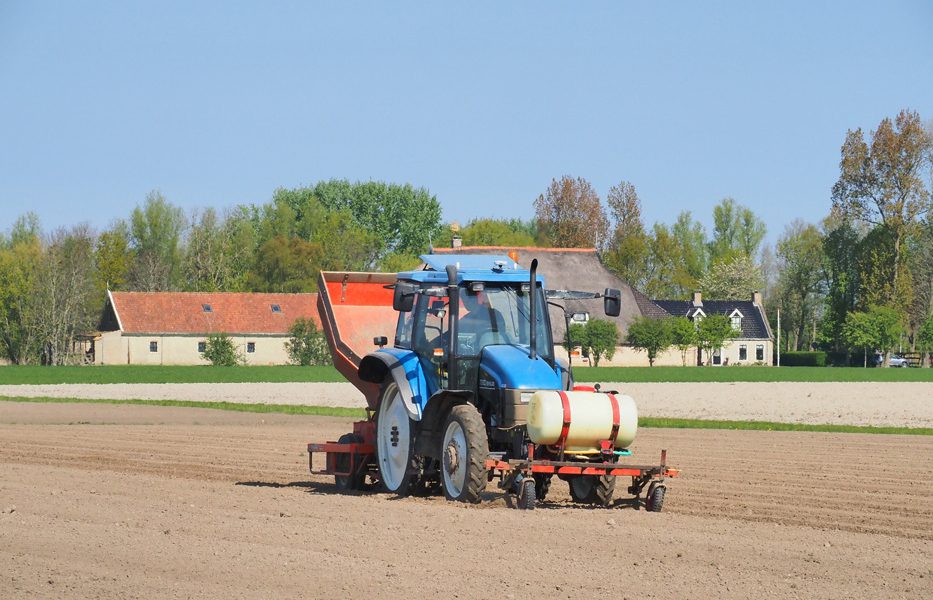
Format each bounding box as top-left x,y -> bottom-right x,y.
446,264 -> 459,386
529,259 -> 538,360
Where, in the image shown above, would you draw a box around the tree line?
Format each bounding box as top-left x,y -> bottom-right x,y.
0,181 -> 442,364
1,109 -> 930,366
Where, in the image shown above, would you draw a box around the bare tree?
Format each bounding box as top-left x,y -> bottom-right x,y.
534,176 -> 608,250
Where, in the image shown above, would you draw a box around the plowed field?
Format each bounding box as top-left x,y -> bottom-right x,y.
1,402 -> 931,599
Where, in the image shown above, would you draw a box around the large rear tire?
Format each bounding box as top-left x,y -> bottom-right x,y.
376,382 -> 421,496
440,404 -> 488,503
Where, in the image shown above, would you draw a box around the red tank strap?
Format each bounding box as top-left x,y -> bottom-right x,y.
607,393 -> 621,445
556,390 -> 572,448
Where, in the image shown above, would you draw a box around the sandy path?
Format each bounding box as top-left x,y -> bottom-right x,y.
0,402 -> 930,599
2,380 -> 931,427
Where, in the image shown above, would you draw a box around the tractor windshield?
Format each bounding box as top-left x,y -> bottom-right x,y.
457,284 -> 552,361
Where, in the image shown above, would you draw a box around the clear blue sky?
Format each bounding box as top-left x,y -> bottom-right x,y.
1,1 -> 931,243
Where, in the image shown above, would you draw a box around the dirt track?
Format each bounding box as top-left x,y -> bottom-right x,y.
1,402 -> 931,599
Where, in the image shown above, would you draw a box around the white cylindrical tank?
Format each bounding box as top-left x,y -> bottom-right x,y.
526,390 -> 638,452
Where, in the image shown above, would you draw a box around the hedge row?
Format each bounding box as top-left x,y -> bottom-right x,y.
780,351 -> 827,367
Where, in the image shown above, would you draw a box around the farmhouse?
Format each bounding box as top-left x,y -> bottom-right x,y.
652,291 -> 774,366
432,246 -> 773,366
93,291 -> 319,365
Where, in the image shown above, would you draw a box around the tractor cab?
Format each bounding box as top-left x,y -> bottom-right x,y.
392,255 -> 557,393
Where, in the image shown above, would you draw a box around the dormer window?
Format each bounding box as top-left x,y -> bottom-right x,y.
202,304 -> 213,313
271,304 -> 282,313
730,309 -> 744,331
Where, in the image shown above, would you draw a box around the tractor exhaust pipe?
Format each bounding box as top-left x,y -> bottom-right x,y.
446,264 -> 459,386
529,259 -> 538,360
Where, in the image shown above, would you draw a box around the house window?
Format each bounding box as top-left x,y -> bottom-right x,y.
149,341 -> 158,352
198,341 -> 206,353
731,316 -> 742,330
271,304 -> 281,313
739,345 -> 747,361
712,348 -> 721,365
756,344 -> 765,361
202,304 -> 212,313
247,342 -> 255,353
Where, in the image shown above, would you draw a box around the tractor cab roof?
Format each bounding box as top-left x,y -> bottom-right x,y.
397,254 -> 546,285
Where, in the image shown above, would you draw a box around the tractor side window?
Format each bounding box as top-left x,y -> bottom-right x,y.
395,308 -> 415,349
415,297 -> 449,355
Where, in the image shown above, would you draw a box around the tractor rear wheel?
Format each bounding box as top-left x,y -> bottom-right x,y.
439,404 -> 488,503
376,381 -> 421,496
334,433 -> 365,491
568,475 -> 616,507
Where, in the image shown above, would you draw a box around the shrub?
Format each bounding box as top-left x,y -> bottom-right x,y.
581,319 -> 619,367
781,351 -> 827,367
626,317 -> 672,366
286,318 -> 331,366
201,333 -> 243,366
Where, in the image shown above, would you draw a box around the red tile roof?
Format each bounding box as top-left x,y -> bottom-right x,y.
108,292 -> 319,335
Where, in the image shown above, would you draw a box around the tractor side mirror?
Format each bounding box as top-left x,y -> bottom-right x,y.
393,282 -> 417,312
603,288 -> 621,317
373,336 -> 388,347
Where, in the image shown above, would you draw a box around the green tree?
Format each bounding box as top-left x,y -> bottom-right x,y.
0,216 -> 43,363
184,208 -> 256,292
672,211 -> 708,292
625,317 -> 672,366
818,215 -> 864,353
669,316 -> 698,366
457,218 -> 537,247
580,319 -> 619,367
95,221 -> 132,296
832,109 -> 932,311
249,236 -> 322,292
709,198 -> 767,263
916,315 -> 933,369
129,191 -> 186,291
699,255 -> 763,300
776,220 -> 825,351
534,176 -> 609,250
604,181 -> 650,287
201,333 -> 242,366
285,318 -> 331,366
310,180 -> 443,260
843,310 -> 876,368
563,322 -> 588,357
870,305 -> 905,366
696,314 -> 739,366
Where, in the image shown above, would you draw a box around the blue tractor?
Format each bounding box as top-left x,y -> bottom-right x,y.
308,254 -> 677,510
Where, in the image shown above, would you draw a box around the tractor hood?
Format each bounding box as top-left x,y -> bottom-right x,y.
480,345 -> 562,390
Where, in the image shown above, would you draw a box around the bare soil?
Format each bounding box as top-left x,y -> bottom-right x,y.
2,380 -> 931,427
1,402 -> 930,599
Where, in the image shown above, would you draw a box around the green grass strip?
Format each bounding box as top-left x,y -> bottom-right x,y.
0,365 -> 345,385
2,396 -> 929,435
575,365 -> 933,383
0,396 -> 365,418
639,416 -> 931,435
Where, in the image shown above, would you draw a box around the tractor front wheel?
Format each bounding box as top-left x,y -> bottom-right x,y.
439,404 -> 488,503
376,382 -> 421,496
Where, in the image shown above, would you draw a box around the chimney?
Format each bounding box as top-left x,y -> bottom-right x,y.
752,290 -> 763,306
691,291 -> 703,307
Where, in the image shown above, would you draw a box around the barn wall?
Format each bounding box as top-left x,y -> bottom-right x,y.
117,334 -> 292,365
